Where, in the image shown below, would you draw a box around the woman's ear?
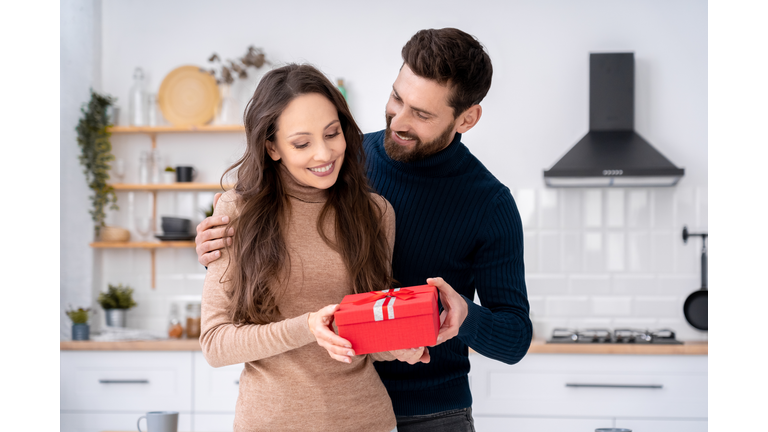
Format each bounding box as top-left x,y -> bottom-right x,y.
266,140 -> 281,161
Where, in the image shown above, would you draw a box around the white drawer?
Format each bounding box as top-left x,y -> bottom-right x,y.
61,351 -> 193,412
616,418 -> 708,432
474,416 -> 614,432
470,353 -> 707,419
193,352 -> 242,412
193,413 -> 236,432
61,412 -> 192,432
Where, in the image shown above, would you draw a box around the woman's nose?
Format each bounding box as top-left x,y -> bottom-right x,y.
315,140 -> 333,161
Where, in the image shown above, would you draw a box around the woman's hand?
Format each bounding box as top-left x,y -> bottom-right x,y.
308,304 -> 355,364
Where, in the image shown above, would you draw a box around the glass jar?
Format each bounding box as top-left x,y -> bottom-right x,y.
128,67 -> 147,126
138,151 -> 149,184
150,149 -> 162,184
186,302 -> 201,339
167,303 -> 183,339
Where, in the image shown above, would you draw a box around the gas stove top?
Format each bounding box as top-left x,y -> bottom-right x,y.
547,328 -> 683,344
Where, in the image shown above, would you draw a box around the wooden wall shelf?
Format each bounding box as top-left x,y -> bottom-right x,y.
110,183 -> 232,191
90,241 -> 195,248
109,125 -> 244,134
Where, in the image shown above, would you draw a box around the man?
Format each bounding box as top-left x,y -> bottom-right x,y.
196,28 -> 532,431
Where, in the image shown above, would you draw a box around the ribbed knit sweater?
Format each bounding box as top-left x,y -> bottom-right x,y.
364,130 -> 533,416
200,165 -> 397,432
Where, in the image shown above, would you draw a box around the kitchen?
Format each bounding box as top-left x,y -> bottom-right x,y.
44,0 -> 744,431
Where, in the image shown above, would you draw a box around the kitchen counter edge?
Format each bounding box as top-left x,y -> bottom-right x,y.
60,340 -> 708,355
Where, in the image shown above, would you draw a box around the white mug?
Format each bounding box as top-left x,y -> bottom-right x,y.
137,411 -> 178,432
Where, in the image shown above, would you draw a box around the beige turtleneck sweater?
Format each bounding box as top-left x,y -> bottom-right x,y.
200,165 -> 397,432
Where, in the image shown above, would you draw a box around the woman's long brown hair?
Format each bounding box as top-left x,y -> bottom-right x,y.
222,64 -> 392,325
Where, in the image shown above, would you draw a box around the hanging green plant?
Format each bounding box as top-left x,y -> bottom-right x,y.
76,89 -> 118,237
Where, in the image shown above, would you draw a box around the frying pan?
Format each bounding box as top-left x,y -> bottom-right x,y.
682,227 -> 708,331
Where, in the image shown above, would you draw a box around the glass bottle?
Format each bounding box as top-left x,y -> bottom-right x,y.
186,302 -> 201,339
128,67 -> 147,126
167,303 -> 183,339
138,151 -> 149,184
214,83 -> 239,125
147,93 -> 159,126
150,149 -> 162,184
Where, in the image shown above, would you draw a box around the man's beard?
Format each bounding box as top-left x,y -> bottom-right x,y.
384,114 -> 455,163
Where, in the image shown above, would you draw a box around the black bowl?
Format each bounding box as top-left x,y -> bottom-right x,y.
161,217 -> 192,234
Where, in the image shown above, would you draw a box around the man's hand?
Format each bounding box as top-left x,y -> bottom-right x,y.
427,277 -> 469,345
389,347 -> 430,364
195,193 -> 234,267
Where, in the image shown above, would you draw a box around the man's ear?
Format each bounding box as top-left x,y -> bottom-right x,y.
455,105 -> 482,134
266,140 -> 281,161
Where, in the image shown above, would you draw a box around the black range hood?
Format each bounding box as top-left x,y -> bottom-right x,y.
544,53 -> 684,187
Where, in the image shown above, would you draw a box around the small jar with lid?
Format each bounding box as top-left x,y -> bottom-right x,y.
186,302 -> 201,339
167,303 -> 183,339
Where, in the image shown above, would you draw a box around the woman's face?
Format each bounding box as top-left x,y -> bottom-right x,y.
267,93 -> 346,190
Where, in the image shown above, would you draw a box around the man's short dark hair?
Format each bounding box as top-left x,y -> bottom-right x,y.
402,28 -> 493,118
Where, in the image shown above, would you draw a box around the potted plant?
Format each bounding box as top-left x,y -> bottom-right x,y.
163,166 -> 176,184
66,307 -> 92,341
76,89 -> 119,239
97,284 -> 137,327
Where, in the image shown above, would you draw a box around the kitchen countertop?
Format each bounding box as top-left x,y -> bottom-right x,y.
60,339 -> 708,355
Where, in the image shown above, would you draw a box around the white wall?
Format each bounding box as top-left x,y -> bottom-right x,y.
61,0 -> 707,339
60,0 -> 101,337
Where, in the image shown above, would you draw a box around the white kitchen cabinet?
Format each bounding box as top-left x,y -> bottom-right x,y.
616,418 -> 708,432
193,352 -> 243,412
192,414 -> 237,432
468,352 -> 707,430
61,351 -> 193,412
474,416 -> 614,431
61,413 -> 192,432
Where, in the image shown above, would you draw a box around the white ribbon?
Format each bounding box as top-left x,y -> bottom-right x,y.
373,288 -> 400,322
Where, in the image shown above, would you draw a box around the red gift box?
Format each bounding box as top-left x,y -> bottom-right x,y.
335,285 -> 440,355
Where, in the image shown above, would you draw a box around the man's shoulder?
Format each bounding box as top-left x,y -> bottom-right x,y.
363,130 -> 385,148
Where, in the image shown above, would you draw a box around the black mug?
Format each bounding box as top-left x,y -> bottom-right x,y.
176,166 -> 197,182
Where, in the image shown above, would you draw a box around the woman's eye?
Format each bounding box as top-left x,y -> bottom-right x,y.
293,143 -> 309,149
325,132 -> 340,139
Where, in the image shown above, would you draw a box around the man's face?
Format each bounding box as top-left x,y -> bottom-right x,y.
384,64 -> 458,163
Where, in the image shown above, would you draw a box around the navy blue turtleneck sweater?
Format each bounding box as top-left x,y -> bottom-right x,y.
364,130 -> 532,416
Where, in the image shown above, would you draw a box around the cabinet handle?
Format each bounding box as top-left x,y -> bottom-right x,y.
566,383 -> 662,389
98,379 -> 150,384
234,380 -> 240,385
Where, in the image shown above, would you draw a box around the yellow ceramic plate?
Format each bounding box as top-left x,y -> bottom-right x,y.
158,65 -> 220,127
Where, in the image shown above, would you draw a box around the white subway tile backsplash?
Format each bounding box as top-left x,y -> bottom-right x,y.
611,317 -> 658,329
676,236 -> 700,274
567,318 -> 612,329
546,296 -> 591,317
524,232 -> 539,273
633,296 -> 681,318
570,275 -> 611,295
627,190 -> 650,228
591,296 -> 632,316
562,189 -> 582,229
651,232 -> 676,273
583,232 -> 604,273
658,275 -> 701,297
527,295 -> 546,316
526,275 -> 569,295
531,317 -> 569,341
675,187 -> 696,229
627,232 -> 650,273
562,233 -> 583,273
605,232 -> 626,272
539,232 -> 562,272
613,275 -> 657,295
583,190 -> 602,228
696,187 -> 708,229
606,189 -> 625,228
539,189 -> 560,228
515,189 -> 537,229
652,189 -> 675,229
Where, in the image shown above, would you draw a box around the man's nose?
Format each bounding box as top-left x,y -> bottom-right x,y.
389,107 -> 408,132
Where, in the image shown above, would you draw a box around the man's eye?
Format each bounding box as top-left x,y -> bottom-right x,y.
416,112 -> 428,120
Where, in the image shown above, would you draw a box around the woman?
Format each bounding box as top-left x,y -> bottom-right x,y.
200,64 -> 409,432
